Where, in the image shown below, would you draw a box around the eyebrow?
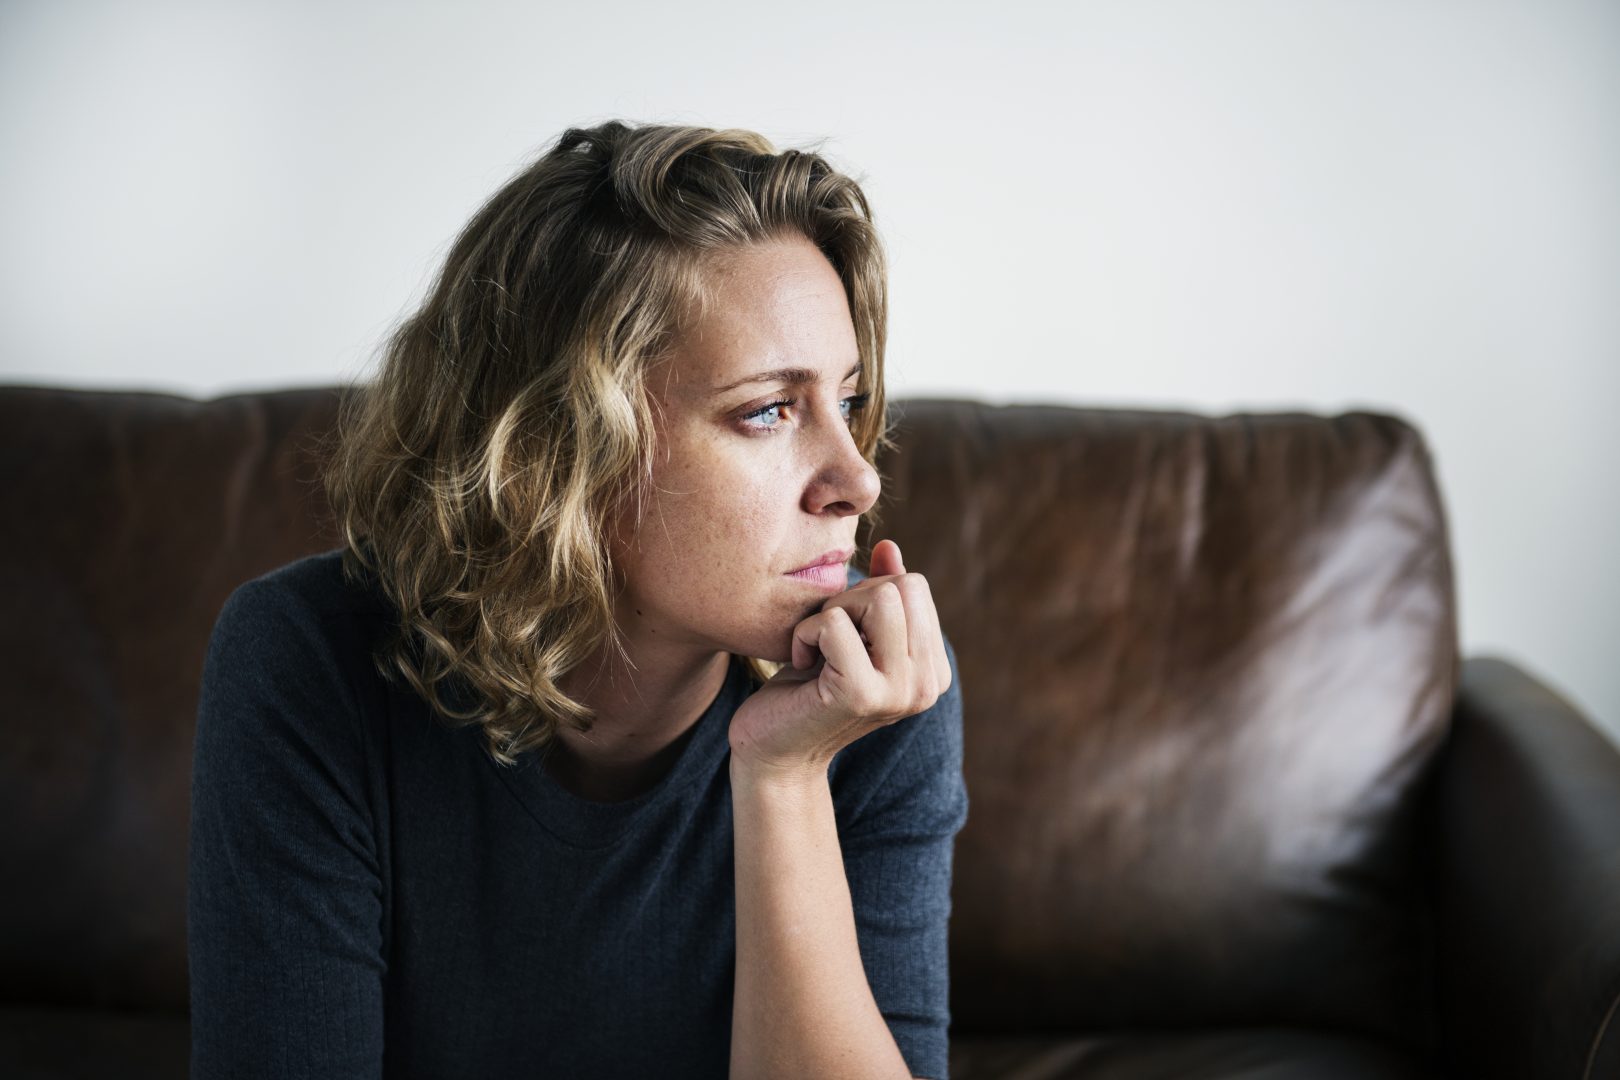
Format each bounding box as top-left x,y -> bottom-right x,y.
712,360 -> 863,395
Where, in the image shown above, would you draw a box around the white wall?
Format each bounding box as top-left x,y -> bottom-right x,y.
3,0 -> 1616,743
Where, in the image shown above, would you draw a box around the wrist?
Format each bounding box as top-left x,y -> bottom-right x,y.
728,750 -> 829,795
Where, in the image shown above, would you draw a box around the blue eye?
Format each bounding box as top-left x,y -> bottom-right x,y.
741,393 -> 870,433
742,401 -> 791,428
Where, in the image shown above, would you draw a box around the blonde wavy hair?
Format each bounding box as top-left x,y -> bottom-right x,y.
318,119 -> 897,768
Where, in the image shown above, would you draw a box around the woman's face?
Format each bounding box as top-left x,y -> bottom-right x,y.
609,232 -> 881,665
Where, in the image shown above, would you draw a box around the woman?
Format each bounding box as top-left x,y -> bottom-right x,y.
187,120 -> 967,1080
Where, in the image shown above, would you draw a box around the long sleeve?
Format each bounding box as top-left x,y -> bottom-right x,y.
831,634 -> 970,1080
187,579 -> 387,1079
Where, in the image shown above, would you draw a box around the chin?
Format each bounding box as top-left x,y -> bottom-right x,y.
738,632 -> 796,667
723,618 -> 803,667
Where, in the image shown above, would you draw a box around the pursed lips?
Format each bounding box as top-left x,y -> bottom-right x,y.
787,546 -> 854,574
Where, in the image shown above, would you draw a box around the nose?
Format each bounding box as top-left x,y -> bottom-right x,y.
802,401 -> 881,518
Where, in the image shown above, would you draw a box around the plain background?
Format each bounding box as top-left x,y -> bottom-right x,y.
2,0 -> 1615,744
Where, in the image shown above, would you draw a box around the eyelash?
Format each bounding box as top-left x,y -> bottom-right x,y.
740,393 -> 870,434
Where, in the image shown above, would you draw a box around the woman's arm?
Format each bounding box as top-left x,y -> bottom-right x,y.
187,580 -> 387,1079
729,635 -> 966,1080
727,539 -> 964,1080
729,757 -> 916,1080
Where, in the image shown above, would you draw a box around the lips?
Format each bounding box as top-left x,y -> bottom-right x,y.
787,546 -> 855,574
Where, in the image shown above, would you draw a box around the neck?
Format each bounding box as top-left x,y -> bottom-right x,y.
546,644 -> 732,803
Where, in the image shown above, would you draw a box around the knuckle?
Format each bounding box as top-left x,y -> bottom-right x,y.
898,579 -> 927,608
854,682 -> 887,715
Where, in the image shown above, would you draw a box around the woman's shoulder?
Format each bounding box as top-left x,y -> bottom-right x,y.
218,547 -> 391,637
206,547 -> 394,700
192,551 -> 389,899
231,546 -> 390,616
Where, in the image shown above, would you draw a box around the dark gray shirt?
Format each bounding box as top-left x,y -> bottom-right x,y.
187,549 -> 968,1079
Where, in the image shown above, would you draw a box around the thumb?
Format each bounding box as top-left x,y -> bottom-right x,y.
870,538 -> 906,577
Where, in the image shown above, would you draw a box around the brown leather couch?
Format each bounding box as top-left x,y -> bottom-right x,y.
3,384 -> 1617,1079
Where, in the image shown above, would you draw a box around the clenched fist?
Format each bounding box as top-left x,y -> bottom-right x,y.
727,539 -> 952,782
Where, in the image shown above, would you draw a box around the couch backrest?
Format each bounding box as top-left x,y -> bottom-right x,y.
0,387 -> 1457,1057
872,399 -> 1456,1056
1,386 -> 346,1011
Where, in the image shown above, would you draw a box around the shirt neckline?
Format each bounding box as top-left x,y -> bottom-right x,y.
490,652 -> 754,850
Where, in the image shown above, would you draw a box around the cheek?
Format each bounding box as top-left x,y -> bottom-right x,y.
686,487 -> 778,551
646,425 -> 800,547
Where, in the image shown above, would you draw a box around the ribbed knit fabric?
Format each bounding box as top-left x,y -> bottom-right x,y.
187,549 -> 968,1079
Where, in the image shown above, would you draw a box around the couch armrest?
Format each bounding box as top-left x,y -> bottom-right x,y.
1428,655 -> 1620,1080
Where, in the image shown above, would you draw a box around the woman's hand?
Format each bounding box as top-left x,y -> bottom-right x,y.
727,538 -> 952,783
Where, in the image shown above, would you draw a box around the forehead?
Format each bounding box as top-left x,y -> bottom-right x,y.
660,236 -> 859,397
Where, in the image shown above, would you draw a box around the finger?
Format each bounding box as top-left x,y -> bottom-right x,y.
860,580 -> 911,676
819,578 -> 909,668
792,615 -> 824,669
899,573 -> 950,694
795,606 -> 874,686
884,573 -> 942,702
869,538 -> 904,578
890,574 -> 929,668
825,601 -> 917,721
